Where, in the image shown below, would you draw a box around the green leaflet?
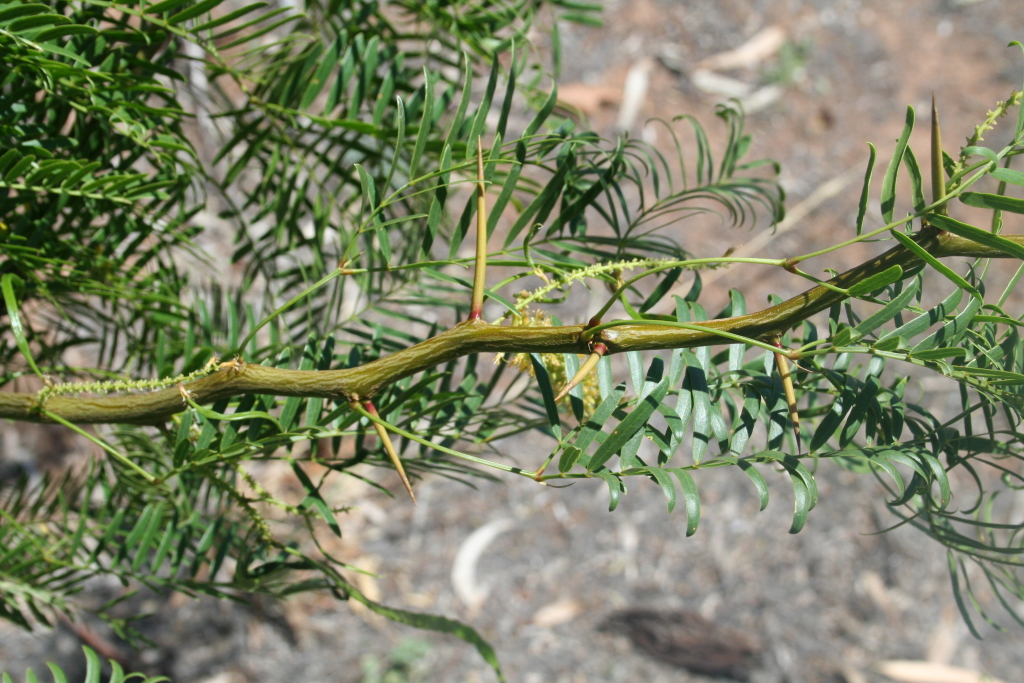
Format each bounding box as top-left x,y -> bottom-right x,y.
948,551 -> 983,640
0,3 -> 52,23
300,37 -> 341,111
688,364 -> 714,465
34,22 -> 98,40
910,292 -> 982,353
640,266 -> 683,312
0,274 -> 43,378
962,145 -> 998,164
187,398 -> 283,434
530,354 -> 563,441
641,466 -> 677,512
903,145 -> 926,213
594,471 -> 625,511
810,374 -> 859,452
890,229 -> 980,300
145,0 -> 191,14
726,289 -> 748,372
788,474 -> 813,534
911,347 -> 968,361
167,0 -> 223,24
881,284 -> 962,342
855,143 -> 877,235
46,663 -> 69,683
466,49 -> 501,155
339,571 -> 505,682
495,41 -> 519,138
651,401 -> 685,462
839,375 -> 880,448
871,456 -> 907,503
574,382 -> 627,454
728,389 -> 761,457
424,143 -> 451,254
881,106 -> 914,223
7,11 -> 69,31
751,452 -> 818,533
855,275 -> 921,337
990,167 -> 1024,186
959,192 -> 1024,215
626,350 -> 645,396
738,459 -> 770,511
930,213 -> 1024,259
919,451 -> 951,508
128,502 -> 166,572
193,2 -> 267,30
847,265 -> 903,297
588,375 -> 670,472
443,51 -> 474,148
562,352 -> 585,421
558,445 -> 584,474
83,642 -> 103,683
408,67 -> 435,181
524,81 -> 559,137
355,164 -> 390,263
668,468 -> 701,535
620,356 -> 665,468
292,461 -> 341,535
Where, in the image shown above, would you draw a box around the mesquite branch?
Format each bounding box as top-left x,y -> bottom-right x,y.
1,231 -> 1020,425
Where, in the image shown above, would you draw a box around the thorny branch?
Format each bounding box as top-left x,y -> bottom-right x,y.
1,232 -> 1019,425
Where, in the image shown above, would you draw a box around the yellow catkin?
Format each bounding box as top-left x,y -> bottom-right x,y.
498,307 -> 602,416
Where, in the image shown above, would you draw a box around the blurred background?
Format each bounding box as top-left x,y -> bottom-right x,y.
3,1 -> 1024,681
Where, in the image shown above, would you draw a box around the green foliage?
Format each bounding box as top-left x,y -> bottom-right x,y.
4,0 -> 1024,678
2,645 -> 168,683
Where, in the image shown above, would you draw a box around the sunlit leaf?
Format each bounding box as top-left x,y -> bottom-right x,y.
588,375 -> 670,472
881,106 -> 914,223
